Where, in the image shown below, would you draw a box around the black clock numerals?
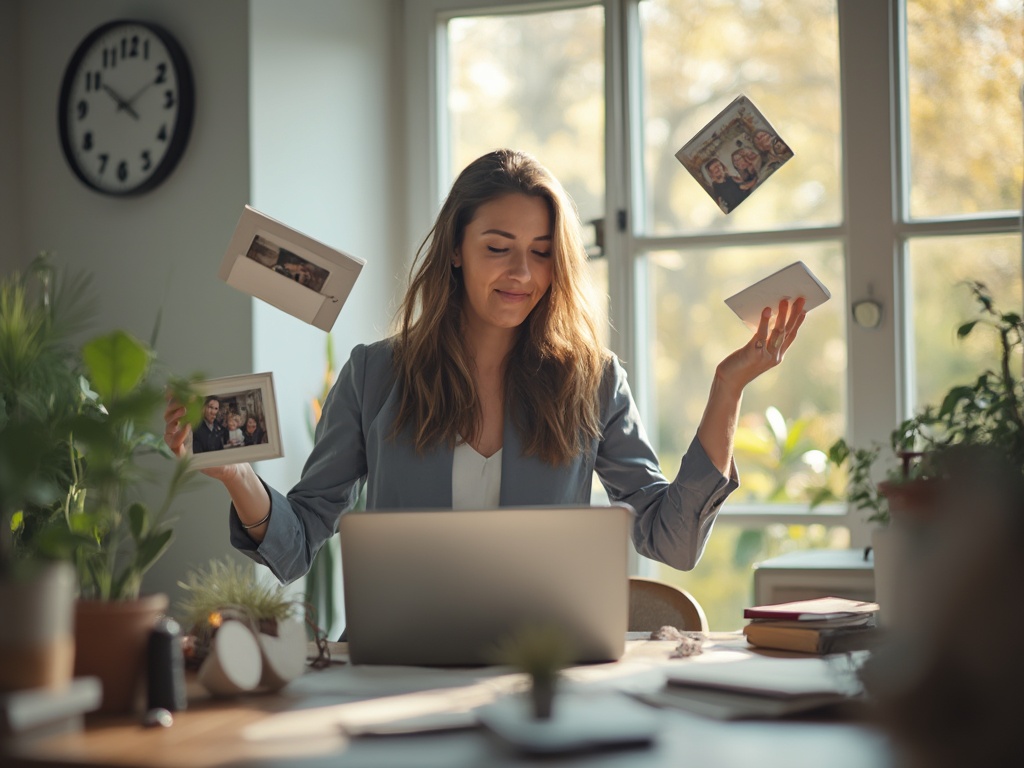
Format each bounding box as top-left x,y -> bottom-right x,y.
157,125 -> 167,142
119,35 -> 150,61
163,90 -> 176,110
84,71 -> 102,92
98,154 -> 109,174
156,63 -> 167,84
101,35 -> 151,69
77,100 -> 88,120
82,132 -> 93,151
141,151 -> 152,172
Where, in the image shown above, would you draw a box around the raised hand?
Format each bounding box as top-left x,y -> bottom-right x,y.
716,296 -> 807,395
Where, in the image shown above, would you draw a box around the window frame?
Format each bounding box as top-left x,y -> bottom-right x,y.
401,0 -> 1023,550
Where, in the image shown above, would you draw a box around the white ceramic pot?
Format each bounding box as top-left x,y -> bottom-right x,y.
256,617 -> 307,691
198,620 -> 263,697
0,560 -> 76,692
870,524 -> 901,628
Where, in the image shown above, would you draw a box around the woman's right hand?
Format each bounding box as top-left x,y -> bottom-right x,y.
163,397 -> 239,481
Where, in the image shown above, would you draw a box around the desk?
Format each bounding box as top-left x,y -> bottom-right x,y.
4,638 -> 892,768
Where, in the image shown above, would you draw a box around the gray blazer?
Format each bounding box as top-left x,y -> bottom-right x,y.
231,340 -> 739,584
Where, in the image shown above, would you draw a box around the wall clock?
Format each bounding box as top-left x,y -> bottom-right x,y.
58,20 -> 195,196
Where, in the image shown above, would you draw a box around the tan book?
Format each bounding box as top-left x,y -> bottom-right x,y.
743,623 -> 880,655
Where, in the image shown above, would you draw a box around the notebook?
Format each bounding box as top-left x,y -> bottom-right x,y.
338,504 -> 633,666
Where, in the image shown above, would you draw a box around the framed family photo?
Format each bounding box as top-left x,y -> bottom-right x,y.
218,205 -> 365,331
188,372 -> 283,470
675,94 -> 794,215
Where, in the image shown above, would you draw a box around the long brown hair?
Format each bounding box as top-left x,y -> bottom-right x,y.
392,149 -> 606,465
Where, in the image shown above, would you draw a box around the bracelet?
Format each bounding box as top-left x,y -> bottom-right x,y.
240,509 -> 271,530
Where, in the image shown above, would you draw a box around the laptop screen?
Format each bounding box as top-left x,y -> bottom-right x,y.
339,504 -> 632,666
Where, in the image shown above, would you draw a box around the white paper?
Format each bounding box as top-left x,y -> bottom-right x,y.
724,261 -> 831,331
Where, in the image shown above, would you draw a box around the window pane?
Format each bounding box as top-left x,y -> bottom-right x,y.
638,0 -> 841,235
905,0 -> 1024,219
647,243 -> 847,505
652,523 -> 851,631
446,6 -> 608,342
908,233 -> 1023,410
446,7 -> 605,227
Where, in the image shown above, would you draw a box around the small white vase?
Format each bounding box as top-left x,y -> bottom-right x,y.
256,617 -> 307,691
198,620 -> 262,696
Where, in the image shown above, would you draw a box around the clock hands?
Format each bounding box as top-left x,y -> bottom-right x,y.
100,84 -> 140,120
123,80 -> 155,109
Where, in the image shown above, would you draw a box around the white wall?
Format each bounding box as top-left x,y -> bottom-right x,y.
10,0 -> 402,604
17,0 -> 252,600
249,0 -> 402,496
0,1 -> 25,269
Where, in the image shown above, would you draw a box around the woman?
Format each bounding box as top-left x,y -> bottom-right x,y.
164,149 -> 804,585
242,415 -> 265,446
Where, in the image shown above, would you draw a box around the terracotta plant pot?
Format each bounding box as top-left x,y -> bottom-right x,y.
74,593 -> 169,714
0,560 -> 76,692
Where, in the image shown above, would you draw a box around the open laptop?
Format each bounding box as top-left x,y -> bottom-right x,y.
338,504 -> 632,666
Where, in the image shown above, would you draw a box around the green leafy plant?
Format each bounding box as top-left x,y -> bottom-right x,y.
1,256 -> 95,571
816,281 -> 1024,524
1,255 -> 199,599
63,330 -> 197,600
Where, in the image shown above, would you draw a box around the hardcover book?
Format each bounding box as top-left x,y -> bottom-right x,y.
743,596 -> 879,622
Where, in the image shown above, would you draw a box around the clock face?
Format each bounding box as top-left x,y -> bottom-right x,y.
58,20 -> 194,196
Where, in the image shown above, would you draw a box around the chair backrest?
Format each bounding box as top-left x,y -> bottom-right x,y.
628,576 -> 709,632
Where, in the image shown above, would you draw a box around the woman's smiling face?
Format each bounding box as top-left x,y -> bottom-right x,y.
454,192 -> 554,336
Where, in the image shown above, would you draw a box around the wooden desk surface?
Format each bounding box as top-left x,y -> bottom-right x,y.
4,638 -> 893,768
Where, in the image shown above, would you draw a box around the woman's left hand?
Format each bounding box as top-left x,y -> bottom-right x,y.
716,296 -> 807,394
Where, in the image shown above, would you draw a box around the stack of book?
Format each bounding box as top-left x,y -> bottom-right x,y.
742,596 -> 881,655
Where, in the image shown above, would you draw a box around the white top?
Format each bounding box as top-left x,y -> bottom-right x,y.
451,441 -> 502,509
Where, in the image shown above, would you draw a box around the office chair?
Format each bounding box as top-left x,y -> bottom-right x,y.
628,576 -> 709,632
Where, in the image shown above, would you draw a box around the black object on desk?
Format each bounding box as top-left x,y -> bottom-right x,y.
147,617 -> 187,713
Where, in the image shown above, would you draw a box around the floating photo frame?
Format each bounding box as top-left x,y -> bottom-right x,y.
218,205 -> 365,331
188,372 -> 283,470
675,95 -> 794,215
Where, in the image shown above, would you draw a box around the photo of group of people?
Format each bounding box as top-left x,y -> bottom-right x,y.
192,393 -> 268,454
219,205 -> 365,332
188,373 -> 282,470
676,95 -> 794,214
245,234 -> 331,294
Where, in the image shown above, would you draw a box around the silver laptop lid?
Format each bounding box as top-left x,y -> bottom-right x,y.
339,504 -> 632,666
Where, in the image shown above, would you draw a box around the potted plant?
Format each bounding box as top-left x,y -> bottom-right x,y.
818,281 -> 1024,622
825,281 -> 1023,516
0,256 -> 91,693
67,327 -> 198,713
176,557 -> 308,696
1,255 -> 198,711
490,624 -> 575,720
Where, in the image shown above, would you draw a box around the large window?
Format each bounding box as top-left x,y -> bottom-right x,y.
405,0 -> 1023,629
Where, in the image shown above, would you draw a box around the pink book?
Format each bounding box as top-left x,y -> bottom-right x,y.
743,596 -> 879,622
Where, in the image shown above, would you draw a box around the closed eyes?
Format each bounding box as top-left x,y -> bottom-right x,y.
486,246 -> 551,258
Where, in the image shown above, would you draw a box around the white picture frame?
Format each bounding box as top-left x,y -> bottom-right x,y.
218,205 -> 365,331
675,94 -> 794,215
188,372 -> 283,470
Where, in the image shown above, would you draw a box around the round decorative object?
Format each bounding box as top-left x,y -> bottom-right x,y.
58,20 -> 194,196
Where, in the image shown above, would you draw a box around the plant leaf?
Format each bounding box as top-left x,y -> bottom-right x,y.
127,502 -> 148,540
81,330 -> 152,404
